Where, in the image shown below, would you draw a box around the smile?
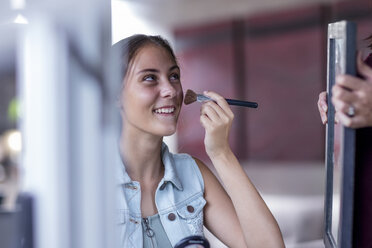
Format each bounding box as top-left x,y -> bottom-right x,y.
154,107 -> 175,114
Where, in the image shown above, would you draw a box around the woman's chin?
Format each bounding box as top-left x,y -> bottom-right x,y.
162,128 -> 177,137
149,121 -> 177,136
155,126 -> 177,137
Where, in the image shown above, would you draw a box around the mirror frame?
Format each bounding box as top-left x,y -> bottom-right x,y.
324,20 -> 357,248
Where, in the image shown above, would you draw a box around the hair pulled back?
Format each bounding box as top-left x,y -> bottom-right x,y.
111,34 -> 178,83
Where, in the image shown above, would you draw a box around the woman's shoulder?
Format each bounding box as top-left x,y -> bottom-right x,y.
168,151 -> 208,171
170,153 -> 201,174
171,152 -> 193,161
167,153 -> 205,190
170,153 -> 206,172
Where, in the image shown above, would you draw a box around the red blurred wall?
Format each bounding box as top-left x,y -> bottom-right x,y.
174,0 -> 372,162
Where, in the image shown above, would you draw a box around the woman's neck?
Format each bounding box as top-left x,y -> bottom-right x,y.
120,128 -> 164,183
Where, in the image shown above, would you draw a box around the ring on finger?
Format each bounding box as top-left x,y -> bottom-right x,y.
347,105 -> 355,117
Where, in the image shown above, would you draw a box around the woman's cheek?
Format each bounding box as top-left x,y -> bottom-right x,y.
137,88 -> 158,104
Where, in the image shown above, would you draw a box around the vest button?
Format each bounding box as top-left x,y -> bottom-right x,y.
168,213 -> 176,221
187,205 -> 194,213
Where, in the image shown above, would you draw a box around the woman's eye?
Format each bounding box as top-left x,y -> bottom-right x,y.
170,73 -> 180,82
143,75 -> 157,82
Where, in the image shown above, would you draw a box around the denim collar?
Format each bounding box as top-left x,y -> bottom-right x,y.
161,143 -> 183,190
116,142 -> 183,191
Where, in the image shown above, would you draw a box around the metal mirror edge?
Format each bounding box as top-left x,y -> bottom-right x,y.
324,20 -> 357,248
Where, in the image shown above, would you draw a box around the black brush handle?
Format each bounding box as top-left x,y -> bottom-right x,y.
226,98 -> 258,108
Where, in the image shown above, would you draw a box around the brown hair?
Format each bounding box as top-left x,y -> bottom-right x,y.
111,34 -> 178,83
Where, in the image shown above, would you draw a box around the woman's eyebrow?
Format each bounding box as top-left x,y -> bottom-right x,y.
137,65 -> 179,74
137,68 -> 159,74
169,65 -> 180,71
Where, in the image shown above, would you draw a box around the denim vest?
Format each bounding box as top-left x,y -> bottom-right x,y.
116,143 -> 206,247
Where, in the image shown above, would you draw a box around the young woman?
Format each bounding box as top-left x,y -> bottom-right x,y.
114,34 -> 284,248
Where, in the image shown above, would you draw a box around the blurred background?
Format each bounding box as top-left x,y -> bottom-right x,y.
1,0 -> 372,247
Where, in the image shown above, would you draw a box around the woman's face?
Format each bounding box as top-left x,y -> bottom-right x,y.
121,44 -> 183,137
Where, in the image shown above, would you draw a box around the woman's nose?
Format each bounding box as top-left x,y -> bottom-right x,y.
160,81 -> 177,98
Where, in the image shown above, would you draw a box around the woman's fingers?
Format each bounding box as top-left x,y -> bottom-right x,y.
199,91 -> 234,129
321,53 -> 372,128
331,61 -> 372,128
318,91 -> 328,124
203,91 -> 234,119
332,95 -> 372,128
199,91 -> 234,158
201,101 -> 221,124
331,85 -> 360,117
335,74 -> 364,91
335,111 -> 369,129
200,114 -> 212,129
200,100 -> 231,132
335,111 -> 352,127
332,84 -> 358,103
332,97 -> 353,115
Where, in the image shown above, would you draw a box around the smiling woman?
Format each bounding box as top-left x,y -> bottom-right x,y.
113,34 -> 285,248
121,42 -> 183,137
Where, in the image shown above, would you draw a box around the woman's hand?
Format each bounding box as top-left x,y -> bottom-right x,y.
317,53 -> 372,128
199,91 -> 234,158
317,91 -> 328,124
317,91 -> 338,124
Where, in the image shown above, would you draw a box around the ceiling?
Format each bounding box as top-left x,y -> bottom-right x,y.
117,0 -> 345,29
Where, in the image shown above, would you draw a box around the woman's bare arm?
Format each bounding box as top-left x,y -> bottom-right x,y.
198,91 -> 284,248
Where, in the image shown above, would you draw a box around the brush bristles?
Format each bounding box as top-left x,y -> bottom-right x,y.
184,89 -> 197,105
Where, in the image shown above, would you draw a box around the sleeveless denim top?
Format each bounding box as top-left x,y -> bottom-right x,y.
116,143 -> 206,248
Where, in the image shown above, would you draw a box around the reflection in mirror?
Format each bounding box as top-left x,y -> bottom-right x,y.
331,37 -> 346,243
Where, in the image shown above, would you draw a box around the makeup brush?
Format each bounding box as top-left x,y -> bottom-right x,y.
184,89 -> 258,108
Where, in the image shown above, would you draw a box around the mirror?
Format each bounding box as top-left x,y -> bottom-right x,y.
324,20 -> 357,248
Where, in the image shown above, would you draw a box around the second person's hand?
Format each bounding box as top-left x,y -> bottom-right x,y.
331,53 -> 372,128
317,53 -> 372,128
